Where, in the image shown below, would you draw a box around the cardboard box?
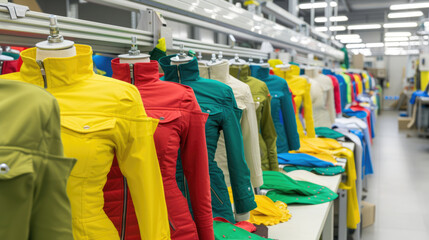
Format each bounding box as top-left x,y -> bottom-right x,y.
362,201 -> 376,228
368,68 -> 386,78
352,54 -> 364,69
398,117 -> 412,130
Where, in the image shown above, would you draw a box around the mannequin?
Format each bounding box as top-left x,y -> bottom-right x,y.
171,44 -> 193,66
250,57 -> 269,68
207,53 -> 222,66
35,15 -> 76,61
119,36 -> 150,64
229,53 -> 247,66
276,63 -> 291,71
305,66 -> 319,78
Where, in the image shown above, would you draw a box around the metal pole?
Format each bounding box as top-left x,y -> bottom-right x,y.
310,0 -> 315,28
289,0 -> 298,17
325,0 -> 332,38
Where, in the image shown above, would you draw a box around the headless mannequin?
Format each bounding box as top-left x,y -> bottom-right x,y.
251,57 -> 269,68
305,67 -> 319,79
229,54 -> 247,66
171,44 -> 193,66
35,15 -> 76,61
119,37 -> 150,64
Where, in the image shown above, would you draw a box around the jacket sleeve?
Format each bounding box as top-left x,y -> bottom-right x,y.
116,94 -> 170,240
180,90 -> 214,240
280,84 -> 300,151
303,82 -> 316,137
223,92 -> 257,214
260,88 -> 278,171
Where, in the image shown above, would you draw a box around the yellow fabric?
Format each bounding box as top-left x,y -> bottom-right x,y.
421,71 -> 429,91
353,74 -> 363,95
1,45 -> 170,240
249,195 -> 291,226
244,0 -> 260,6
291,137 -> 342,164
331,148 -> 360,229
268,59 -> 316,138
362,72 -> 370,90
156,37 -> 167,52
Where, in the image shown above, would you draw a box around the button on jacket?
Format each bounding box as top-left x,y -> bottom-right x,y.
0,79 -> 76,240
229,65 -> 278,171
159,55 -> 256,224
268,60 -> 316,138
250,65 -> 300,154
199,60 -> 263,188
109,59 -> 213,240
0,45 -> 170,240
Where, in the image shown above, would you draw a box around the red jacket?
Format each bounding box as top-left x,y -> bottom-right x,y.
104,59 -> 214,240
327,75 -> 342,114
1,58 -> 22,75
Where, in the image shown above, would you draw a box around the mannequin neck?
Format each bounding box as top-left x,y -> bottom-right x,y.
119,57 -> 150,64
171,60 -> 191,66
36,46 -> 77,61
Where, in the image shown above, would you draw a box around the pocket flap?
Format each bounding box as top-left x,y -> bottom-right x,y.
200,105 -> 223,116
61,116 -> 116,133
149,111 -> 181,124
0,150 -> 33,180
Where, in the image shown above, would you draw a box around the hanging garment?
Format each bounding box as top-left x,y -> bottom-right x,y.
229,64 -> 278,171
353,74 -> 364,95
277,153 -> 334,168
249,195 -> 291,226
268,60 -> 316,138
199,60 -> 263,188
149,37 -> 167,61
309,78 -> 333,128
0,59 -> 22,74
0,45 -> 170,240
315,127 -> 345,139
250,64 -> 300,154
333,74 -> 349,110
92,54 -> 114,77
0,79 -> 76,240
327,75 -> 342,114
159,55 -> 256,224
260,171 -> 338,205
108,59 -> 213,240
312,72 -> 336,126
283,165 -> 345,176
340,73 -> 352,104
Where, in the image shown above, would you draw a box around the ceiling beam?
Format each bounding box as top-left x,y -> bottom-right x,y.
340,0 -> 351,12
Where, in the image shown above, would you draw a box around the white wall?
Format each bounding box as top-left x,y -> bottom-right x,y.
384,55 -> 408,109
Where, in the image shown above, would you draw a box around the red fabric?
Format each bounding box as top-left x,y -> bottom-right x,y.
327,75 -> 342,114
104,59 -> 213,240
213,217 -> 256,233
350,105 -> 373,144
10,46 -> 28,52
289,87 -> 297,113
269,69 -> 274,75
1,59 -> 22,74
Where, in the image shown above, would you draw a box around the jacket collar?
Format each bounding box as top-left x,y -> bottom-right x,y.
111,58 -> 159,85
158,54 -> 199,83
198,60 -> 229,82
229,64 -> 251,82
19,44 -> 94,88
250,65 -> 269,80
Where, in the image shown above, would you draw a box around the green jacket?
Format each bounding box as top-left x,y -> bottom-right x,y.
159,55 -> 256,223
0,79 -> 76,240
229,65 -> 278,171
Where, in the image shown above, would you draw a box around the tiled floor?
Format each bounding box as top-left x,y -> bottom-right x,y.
362,111 -> 429,239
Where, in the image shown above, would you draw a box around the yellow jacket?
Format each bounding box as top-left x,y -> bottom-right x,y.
268,60 -> 316,138
0,45 -> 170,240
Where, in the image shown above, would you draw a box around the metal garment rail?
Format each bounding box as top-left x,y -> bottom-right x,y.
0,7 -> 153,54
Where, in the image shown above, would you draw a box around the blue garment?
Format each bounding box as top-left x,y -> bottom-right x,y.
92,54 -> 114,77
278,153 -> 334,168
344,108 -> 368,119
350,129 -> 373,176
250,65 -> 300,153
410,90 -> 429,104
334,74 -> 348,110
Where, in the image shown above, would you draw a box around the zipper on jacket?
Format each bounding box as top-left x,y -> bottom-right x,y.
0,61 -> 3,74
208,68 -> 211,79
183,177 -> 188,200
236,67 -> 242,80
121,177 -> 128,240
177,67 -> 181,84
169,217 -> 176,232
36,60 -> 47,89
129,64 -> 135,85
210,187 -> 224,205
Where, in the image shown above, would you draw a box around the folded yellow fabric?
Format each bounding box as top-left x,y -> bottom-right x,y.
249,195 -> 291,226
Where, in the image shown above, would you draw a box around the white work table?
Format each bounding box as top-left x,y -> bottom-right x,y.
267,170 -> 342,240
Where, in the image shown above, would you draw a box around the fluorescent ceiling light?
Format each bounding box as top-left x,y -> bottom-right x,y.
366,42 -> 384,48
348,24 -> 382,30
385,42 -> 401,47
315,27 -> 327,32
383,22 -> 418,28
346,43 -> 366,49
315,26 -> 346,32
388,11 -> 423,18
315,16 -> 348,23
299,1 -> 337,9
385,32 -> 411,37
390,2 -> 429,10
409,36 -> 420,40
335,34 -> 360,39
385,37 -> 409,41
340,38 -> 362,44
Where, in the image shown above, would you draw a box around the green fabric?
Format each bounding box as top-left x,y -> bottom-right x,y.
283,166 -> 345,176
0,79 -> 76,240
2,51 -> 20,60
341,73 -> 352,103
159,55 -> 256,223
149,47 -> 166,61
261,171 -> 338,205
213,220 -> 272,240
229,65 -> 278,171
315,127 -> 345,139
341,47 -> 349,69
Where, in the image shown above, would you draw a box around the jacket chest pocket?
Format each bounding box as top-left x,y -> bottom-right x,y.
61,116 -> 116,178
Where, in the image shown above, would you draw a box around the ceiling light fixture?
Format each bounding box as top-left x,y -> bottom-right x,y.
390,2 -> 429,10
385,32 -> 411,37
315,26 -> 346,32
340,38 -> 362,44
383,22 -> 418,28
299,1 -> 337,9
348,24 -> 382,30
335,34 -> 361,39
385,37 -> 410,41
388,11 -> 424,18
346,43 -> 366,49
366,43 -> 384,48
314,16 -> 348,23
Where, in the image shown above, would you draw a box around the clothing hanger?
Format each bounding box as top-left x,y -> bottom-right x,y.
171,43 -> 193,65
35,15 -> 76,61
119,36 -> 150,64
228,53 -> 247,66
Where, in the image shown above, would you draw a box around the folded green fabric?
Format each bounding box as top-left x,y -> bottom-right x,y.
283,165 -> 345,176
315,127 -> 345,139
261,171 -> 338,205
214,221 -> 272,240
